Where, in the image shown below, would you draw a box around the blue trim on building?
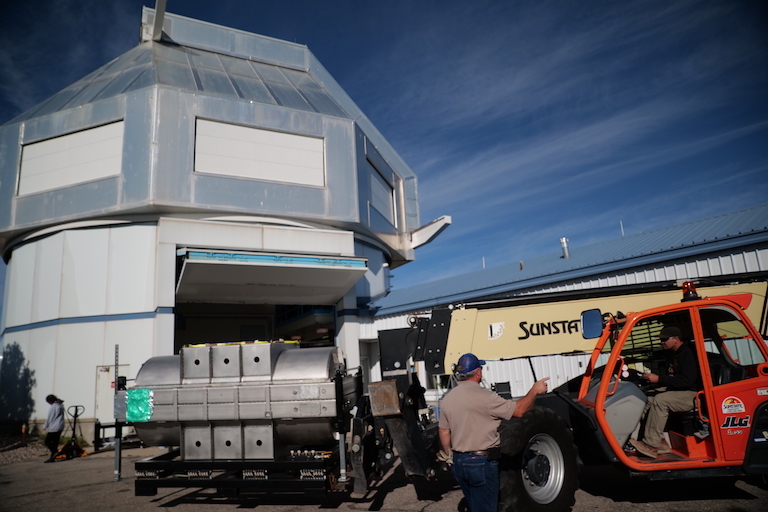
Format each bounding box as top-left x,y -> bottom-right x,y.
2,308 -> 174,335
187,251 -> 367,268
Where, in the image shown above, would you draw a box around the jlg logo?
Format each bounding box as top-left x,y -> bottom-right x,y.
720,415 -> 750,429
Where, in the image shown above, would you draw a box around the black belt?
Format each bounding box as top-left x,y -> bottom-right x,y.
455,450 -> 488,456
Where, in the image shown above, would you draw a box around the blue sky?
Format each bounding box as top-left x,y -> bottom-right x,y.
0,0 -> 767,315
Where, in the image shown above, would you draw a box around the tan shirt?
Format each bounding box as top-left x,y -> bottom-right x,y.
438,380 -> 516,452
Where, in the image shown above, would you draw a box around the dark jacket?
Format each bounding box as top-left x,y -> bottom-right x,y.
658,342 -> 700,391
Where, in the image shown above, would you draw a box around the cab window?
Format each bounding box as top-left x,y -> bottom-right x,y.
621,311 -> 694,376
698,306 -> 766,384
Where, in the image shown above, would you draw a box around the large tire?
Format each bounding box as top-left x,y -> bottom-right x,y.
498,406 -> 579,512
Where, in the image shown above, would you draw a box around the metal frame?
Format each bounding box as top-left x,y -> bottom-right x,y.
134,448 -> 340,497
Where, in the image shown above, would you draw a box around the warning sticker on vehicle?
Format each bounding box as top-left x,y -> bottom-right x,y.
488,322 -> 505,340
722,396 -> 746,414
757,388 -> 768,396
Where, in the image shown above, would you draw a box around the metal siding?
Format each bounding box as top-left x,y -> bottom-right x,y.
56,321 -> 108,411
145,8 -> 308,71
93,64 -> 151,102
188,49 -> 225,71
106,226 -> 157,315
5,242 -> 36,328
31,234 -> 64,324
759,247 -> 768,270
104,318 -> 156,377
354,243 -> 389,302
156,57 -> 196,89
14,177 -> 120,226
21,91 -> 125,145
66,76 -> 113,110
357,316 -> 376,340
524,246 -> 768,296
262,224 -> 356,256
21,327 -> 57,420
323,118 -> 358,220
153,88 -> 194,204
707,256 -> 722,275
157,217 -> 356,257
24,85 -> 82,121
194,171 -> 326,216
745,250 -> 759,272
370,166 -> 395,227
481,355 -> 593,398
0,124 -> 20,229
252,63 -> 313,111
229,73 -> 275,104
721,255 -> 735,274
60,229 -> 110,318
121,90 -> 155,205
366,312 -> 415,340
282,68 -> 348,118
157,217 -> 265,250
196,67 -> 238,97
156,242 -> 177,309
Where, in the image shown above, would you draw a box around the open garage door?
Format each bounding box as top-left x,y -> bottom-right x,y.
175,249 -> 368,305
173,249 -> 368,350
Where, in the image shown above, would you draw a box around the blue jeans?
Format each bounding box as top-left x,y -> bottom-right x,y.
451,452 -> 499,512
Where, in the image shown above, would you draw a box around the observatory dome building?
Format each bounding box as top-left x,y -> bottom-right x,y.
0,8 -> 449,435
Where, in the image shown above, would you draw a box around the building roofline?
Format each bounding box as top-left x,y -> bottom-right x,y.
374,204 -> 768,316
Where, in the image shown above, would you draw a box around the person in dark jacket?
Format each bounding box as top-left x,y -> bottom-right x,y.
630,326 -> 699,458
42,394 -> 65,463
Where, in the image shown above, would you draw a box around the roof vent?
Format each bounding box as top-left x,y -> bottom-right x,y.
560,237 -> 570,259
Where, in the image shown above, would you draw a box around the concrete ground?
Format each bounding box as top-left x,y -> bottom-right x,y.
1,446 -> 767,512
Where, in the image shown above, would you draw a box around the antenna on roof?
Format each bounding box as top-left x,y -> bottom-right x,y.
152,0 -> 168,41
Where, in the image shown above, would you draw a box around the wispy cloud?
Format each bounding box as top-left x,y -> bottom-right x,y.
0,0 -> 141,122
371,1 -> 768,291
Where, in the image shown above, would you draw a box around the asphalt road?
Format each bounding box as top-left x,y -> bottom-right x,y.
0,447 -> 766,512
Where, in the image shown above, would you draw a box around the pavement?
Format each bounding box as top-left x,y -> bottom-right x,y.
0,446 -> 464,512
0,445 -> 767,512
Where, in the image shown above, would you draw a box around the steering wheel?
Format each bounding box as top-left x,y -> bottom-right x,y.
587,365 -> 649,393
621,367 -> 643,384
622,367 -> 660,393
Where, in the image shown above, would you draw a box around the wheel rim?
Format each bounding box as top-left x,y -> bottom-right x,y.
520,433 -> 564,504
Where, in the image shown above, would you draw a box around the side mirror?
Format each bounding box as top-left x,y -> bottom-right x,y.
581,309 -> 604,339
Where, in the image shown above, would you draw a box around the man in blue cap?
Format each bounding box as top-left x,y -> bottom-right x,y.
438,353 -> 550,512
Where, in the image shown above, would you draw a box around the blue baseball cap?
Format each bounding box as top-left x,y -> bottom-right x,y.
455,353 -> 486,374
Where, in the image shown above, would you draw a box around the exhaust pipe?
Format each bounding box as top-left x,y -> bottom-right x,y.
560,237 -> 570,259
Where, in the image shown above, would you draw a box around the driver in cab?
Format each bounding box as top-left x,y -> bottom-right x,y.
629,326 -> 700,458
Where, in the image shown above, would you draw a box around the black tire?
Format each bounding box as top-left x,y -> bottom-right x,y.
498,406 -> 580,512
